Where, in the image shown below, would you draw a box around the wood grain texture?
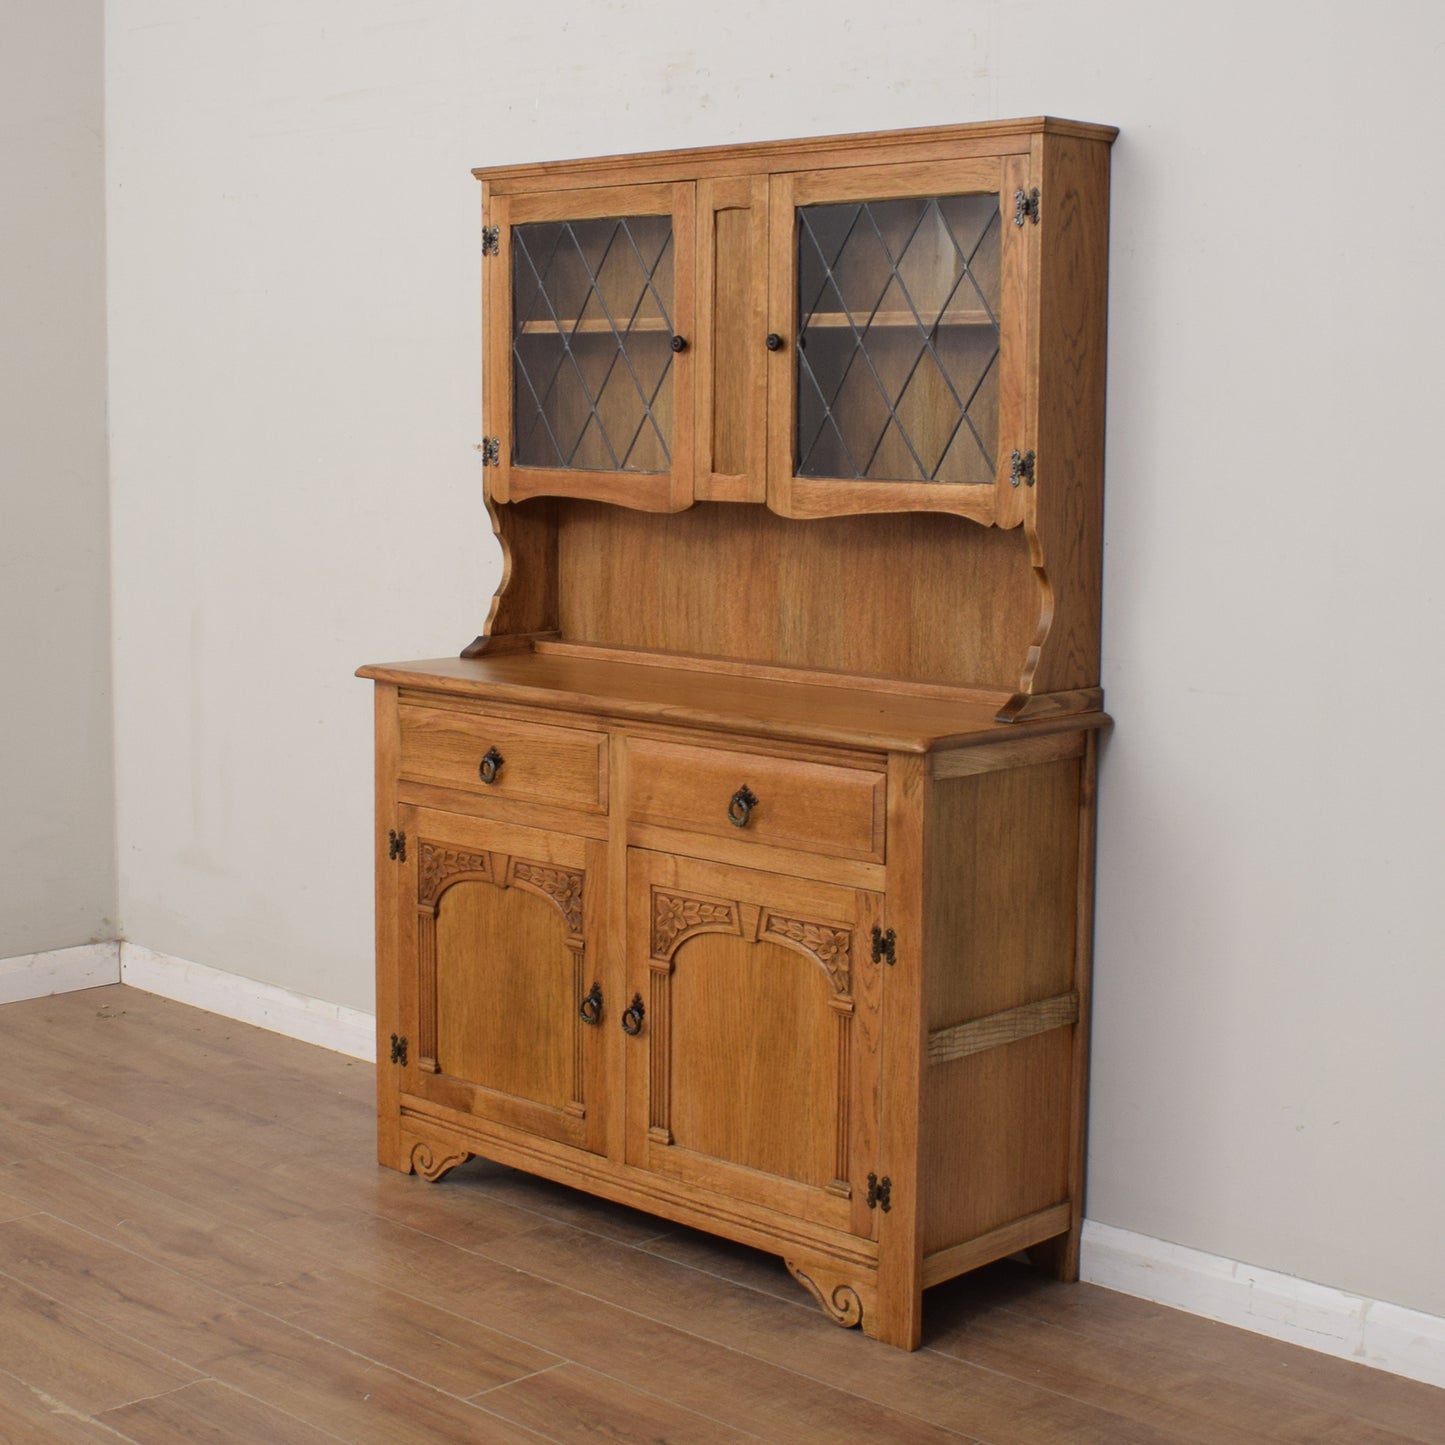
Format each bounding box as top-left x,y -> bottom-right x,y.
470,497 -> 560,654
696,175 -> 768,498
924,757 -> 1083,1028
920,1029 -> 1073,1255
474,116 -> 1114,192
624,851 -> 879,1240
927,990 -> 1079,1065
373,681 -> 405,1171
361,651 -> 1104,753
434,880 -> 574,1109
932,728 -> 1084,777
625,734 -> 885,861
398,700 -> 606,812
556,499 -> 1037,689
1019,131 -> 1112,698
923,1203 -> 1074,1288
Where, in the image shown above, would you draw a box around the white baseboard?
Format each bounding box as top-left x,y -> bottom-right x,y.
1081,1220 -> 1445,1390
118,943 -> 375,1062
0,941 -> 121,1004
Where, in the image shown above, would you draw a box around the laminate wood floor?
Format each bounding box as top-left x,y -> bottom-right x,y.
0,986 -> 1439,1444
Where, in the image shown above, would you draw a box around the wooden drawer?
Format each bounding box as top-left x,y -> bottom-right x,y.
398,704 -> 607,813
625,738 -> 885,861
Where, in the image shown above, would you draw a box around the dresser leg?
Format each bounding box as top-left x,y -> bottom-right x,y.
1028,1217 -> 1082,1282
868,1275 -> 923,1349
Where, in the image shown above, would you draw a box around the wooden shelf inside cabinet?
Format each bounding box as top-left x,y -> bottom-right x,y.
371,115 -> 1113,1354
803,310 -> 996,330
516,318 -> 676,336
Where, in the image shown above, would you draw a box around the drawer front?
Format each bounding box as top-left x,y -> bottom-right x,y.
626,738 -> 885,861
398,704 -> 607,813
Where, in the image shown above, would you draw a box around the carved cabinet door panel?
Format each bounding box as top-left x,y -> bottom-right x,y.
395,804 -> 608,1155
625,850 -> 885,1238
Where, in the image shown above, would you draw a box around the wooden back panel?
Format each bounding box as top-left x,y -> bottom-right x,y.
553,501 -> 1036,690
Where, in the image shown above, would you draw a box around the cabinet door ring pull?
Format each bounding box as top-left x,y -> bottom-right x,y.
578,981 -> 603,1025
621,992 -> 646,1036
727,785 -> 758,828
478,746 -> 504,784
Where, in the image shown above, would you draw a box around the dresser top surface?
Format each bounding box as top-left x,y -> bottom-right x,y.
357,652 -> 1105,754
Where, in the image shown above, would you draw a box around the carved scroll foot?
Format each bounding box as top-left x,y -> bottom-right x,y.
409,1141 -> 471,1182
786,1259 -> 864,1330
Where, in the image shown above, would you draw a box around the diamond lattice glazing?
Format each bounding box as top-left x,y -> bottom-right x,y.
795,194 -> 1001,484
511,215 -> 675,473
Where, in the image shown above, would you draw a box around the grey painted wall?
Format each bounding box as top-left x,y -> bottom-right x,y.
0,0 -> 115,957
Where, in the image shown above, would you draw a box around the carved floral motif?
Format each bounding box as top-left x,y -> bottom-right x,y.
418,843 -> 492,906
512,861 -> 585,936
652,891 -> 738,958
763,914 -> 852,994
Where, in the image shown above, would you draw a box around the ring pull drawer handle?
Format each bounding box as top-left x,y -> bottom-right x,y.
578,981 -> 603,1026
620,992 -> 646,1036
727,785 -> 758,829
478,746 -> 505,784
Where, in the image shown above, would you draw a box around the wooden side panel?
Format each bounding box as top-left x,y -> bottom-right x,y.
919,753 -> 1086,1258
556,500 -> 1035,689
373,683 -> 407,1171
466,497 -> 560,657
1019,132 -> 1112,697
925,758 -> 1082,1029
921,1030 -> 1073,1252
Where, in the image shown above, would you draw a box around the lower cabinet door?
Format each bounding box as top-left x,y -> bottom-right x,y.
625,850 -> 884,1237
396,804 -> 608,1154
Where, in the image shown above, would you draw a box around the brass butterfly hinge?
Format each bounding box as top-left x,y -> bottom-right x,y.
1013,187 -> 1041,226
870,926 -> 896,966
1009,448 -> 1036,487
388,829 -> 407,862
389,1034 -> 408,1065
866,1172 -> 892,1212
482,225 -> 500,255
478,437 -> 501,467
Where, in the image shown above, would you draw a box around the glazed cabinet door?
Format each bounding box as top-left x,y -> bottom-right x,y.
392,804 -> 609,1155
484,180 -> 696,512
625,851 -> 885,1238
766,154 -> 1034,525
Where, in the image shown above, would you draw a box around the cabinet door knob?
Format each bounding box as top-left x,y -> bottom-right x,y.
670,334 -> 688,353
765,332 -> 784,352
727,784 -> 759,828
578,981 -> 603,1025
478,746 -> 505,784
620,992 -> 646,1036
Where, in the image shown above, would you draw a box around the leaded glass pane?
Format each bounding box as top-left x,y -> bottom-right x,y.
796,193 -> 1001,484
511,214 -> 675,472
